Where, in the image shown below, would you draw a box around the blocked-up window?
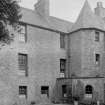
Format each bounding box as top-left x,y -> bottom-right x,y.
18,24 -> 27,42
41,86 -> 49,97
60,59 -> 66,73
95,54 -> 100,65
19,86 -> 27,98
95,31 -> 100,41
60,34 -> 65,48
18,53 -> 28,76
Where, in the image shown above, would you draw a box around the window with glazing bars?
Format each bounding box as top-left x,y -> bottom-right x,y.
60,33 -> 65,48
60,59 -> 66,73
18,53 -> 28,76
19,86 -> 27,98
18,24 -> 27,42
41,86 -> 49,97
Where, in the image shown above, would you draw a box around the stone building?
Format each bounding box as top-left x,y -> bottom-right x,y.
0,0 -> 105,105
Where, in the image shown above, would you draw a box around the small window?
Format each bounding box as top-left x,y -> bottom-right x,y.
95,31 -> 100,41
62,85 -> 67,97
18,24 -> 27,42
19,86 -> 27,98
60,33 -> 65,48
18,53 -> 28,76
60,59 -> 66,73
95,54 -> 100,65
85,85 -> 93,94
41,86 -> 49,97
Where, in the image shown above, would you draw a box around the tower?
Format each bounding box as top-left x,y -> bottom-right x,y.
69,0 -> 104,77
67,0 -> 105,101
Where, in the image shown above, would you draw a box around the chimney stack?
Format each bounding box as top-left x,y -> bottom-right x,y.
97,2 -> 103,8
35,0 -> 49,17
95,2 -> 105,18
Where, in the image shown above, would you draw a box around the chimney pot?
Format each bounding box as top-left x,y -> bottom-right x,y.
97,2 -> 103,7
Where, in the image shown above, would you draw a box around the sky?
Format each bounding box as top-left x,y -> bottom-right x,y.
19,0 -> 105,22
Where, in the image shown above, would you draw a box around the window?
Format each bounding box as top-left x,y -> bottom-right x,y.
60,59 -> 66,73
18,53 -> 28,76
41,86 -> 49,97
62,85 -> 67,97
60,33 -> 65,48
19,86 -> 27,98
95,31 -> 100,41
85,85 -> 93,94
18,24 -> 27,42
95,54 -> 100,65
85,85 -> 93,98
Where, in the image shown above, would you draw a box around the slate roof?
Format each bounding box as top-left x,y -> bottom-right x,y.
70,0 -> 105,32
20,7 -> 73,33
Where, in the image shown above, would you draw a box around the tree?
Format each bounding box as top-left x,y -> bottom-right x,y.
0,0 -> 22,44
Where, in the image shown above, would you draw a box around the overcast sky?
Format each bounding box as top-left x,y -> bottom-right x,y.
19,0 -> 105,22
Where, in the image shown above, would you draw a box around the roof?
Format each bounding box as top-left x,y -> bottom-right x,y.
20,7 -> 73,33
70,0 -> 105,32
49,16 -> 73,32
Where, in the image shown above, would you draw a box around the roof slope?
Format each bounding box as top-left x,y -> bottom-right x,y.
70,0 -> 105,32
50,16 -> 73,32
20,7 -> 73,33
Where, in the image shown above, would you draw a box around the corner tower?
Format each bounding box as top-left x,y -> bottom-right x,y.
68,0 -> 105,77
66,0 -> 105,101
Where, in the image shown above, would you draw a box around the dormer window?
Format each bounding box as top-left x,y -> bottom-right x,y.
95,31 -> 100,41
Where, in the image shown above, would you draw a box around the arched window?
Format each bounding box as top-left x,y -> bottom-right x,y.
85,85 -> 93,94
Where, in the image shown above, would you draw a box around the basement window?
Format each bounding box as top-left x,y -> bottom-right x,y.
41,86 -> 49,97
